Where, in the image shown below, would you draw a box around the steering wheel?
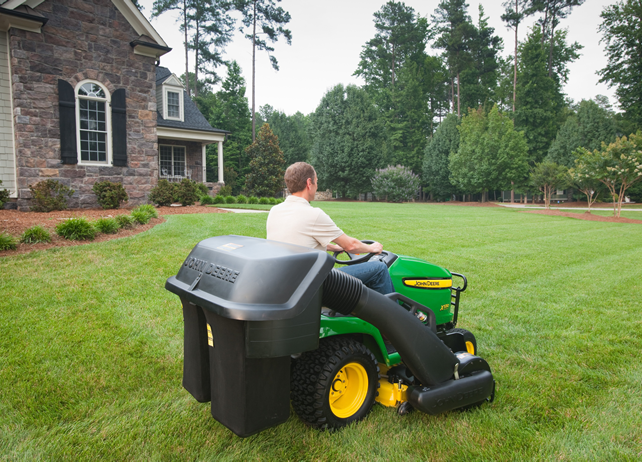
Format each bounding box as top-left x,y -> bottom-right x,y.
332,240 -> 377,265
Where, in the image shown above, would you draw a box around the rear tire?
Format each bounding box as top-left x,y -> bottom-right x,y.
451,328 -> 477,354
291,337 -> 379,430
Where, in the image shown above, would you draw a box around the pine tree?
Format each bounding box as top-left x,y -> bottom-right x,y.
423,113 -> 460,200
244,123 -> 286,197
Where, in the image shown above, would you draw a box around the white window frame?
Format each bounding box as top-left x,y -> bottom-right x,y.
159,144 -> 187,178
75,80 -> 112,165
163,86 -> 184,122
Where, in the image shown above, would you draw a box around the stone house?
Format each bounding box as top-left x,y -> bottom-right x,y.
0,0 -> 227,210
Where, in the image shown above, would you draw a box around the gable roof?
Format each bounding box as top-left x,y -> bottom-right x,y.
156,66 -> 229,135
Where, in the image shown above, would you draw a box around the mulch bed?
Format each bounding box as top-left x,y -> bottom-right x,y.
0,205 -> 228,257
521,209 -> 642,224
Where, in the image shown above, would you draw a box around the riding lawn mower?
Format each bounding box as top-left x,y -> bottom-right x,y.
166,235 -> 495,437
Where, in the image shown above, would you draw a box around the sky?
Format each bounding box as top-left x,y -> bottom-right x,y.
138,0 -> 618,116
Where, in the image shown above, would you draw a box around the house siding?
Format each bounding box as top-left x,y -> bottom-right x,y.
0,30 -> 16,197
9,0 -> 159,210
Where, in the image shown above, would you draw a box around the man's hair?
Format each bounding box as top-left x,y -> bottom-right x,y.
284,162 -> 316,193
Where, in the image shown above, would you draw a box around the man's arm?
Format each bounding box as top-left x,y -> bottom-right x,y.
330,234 -> 383,255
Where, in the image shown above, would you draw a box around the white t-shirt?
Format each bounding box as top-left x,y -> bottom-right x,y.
266,195 -> 344,251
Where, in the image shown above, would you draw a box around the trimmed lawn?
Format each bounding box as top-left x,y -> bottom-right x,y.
1,203 -> 641,460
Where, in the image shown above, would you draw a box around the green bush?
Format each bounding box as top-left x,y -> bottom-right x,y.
133,204 -> 158,219
248,196 -> 259,204
268,197 -> 278,205
371,165 -> 421,202
176,179 -> 200,206
29,180 -> 74,212
94,217 -> 120,234
0,179 -> 10,208
148,179 -> 177,207
276,198 -> 284,204
212,195 -> 226,204
131,204 -> 158,224
196,183 -> 209,197
92,181 -> 128,209
225,195 -> 237,204
236,195 -> 248,204
0,232 -> 17,250
115,214 -> 136,229
55,217 -> 96,241
20,225 -> 51,244
200,195 -> 215,205
259,197 -> 270,205
218,185 -> 232,196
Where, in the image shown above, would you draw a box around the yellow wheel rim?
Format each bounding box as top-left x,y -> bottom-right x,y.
465,341 -> 475,355
329,362 -> 369,419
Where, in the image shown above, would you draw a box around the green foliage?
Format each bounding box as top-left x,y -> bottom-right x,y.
423,113 -> 460,200
224,195 -> 237,204
568,156 -> 607,211
311,84 -> 384,196
115,214 -> 136,229
0,232 -> 17,250
248,196 -> 259,204
133,204 -> 158,219
263,108 -> 312,165
371,165 -> 421,202
20,225 -> 51,244
235,194 -> 248,204
55,217 -> 96,241
0,179 -> 10,208
94,217 -> 120,234
450,106 -> 529,199
29,180 -> 74,212
212,195 -> 226,204
148,179 -> 178,207
199,195 -> 215,205
598,0 -> 642,129
529,161 -> 568,208
268,197 -> 278,205
131,210 -> 150,225
176,179 -> 200,206
196,183 -> 209,197
218,185 -> 232,196
92,181 -> 129,210
244,123 -> 286,197
258,197 -> 270,204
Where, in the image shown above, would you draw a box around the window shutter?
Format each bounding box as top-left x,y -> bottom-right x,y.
111,88 -> 127,167
58,79 -> 77,165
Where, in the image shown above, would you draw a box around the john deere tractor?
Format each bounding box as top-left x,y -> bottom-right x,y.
166,235 -> 495,437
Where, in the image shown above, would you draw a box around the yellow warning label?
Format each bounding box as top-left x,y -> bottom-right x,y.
403,278 -> 452,289
207,323 -> 214,347
217,243 -> 244,251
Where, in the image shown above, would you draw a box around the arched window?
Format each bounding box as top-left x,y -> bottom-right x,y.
76,81 -> 111,163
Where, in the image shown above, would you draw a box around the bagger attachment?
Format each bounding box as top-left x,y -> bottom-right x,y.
166,235 -> 494,437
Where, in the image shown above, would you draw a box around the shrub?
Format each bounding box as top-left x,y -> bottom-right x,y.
133,204 -> 158,219
212,195 -> 226,204
276,198 -> 284,204
131,204 -> 158,224
176,179 -> 200,206
55,217 -> 96,241
225,195 -> 237,204
0,232 -> 17,250
236,194 -> 248,204
200,195 -> 215,205
92,181 -> 128,209
148,179 -> 177,207
259,197 -> 270,204
115,214 -> 136,229
248,196 -> 259,204
29,180 -> 74,212
0,179 -> 10,208
20,225 -> 51,244
268,197 -> 278,205
94,217 -> 119,234
371,165 -> 421,202
196,183 -> 209,197
218,185 -> 232,196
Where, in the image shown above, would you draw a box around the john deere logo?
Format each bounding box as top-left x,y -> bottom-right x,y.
402,278 -> 452,289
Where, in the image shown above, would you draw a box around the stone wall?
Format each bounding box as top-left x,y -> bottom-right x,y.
10,0 -> 158,210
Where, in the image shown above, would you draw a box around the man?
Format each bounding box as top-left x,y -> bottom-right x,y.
266,162 -> 394,295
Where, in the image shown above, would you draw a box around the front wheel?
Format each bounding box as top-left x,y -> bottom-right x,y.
291,337 -> 379,430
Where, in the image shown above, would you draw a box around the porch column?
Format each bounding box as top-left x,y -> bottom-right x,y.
202,143 -> 206,183
218,140 -> 224,184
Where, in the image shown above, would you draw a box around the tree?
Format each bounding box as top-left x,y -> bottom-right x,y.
547,98 -> 617,168
501,0 -> 533,112
598,0 -> 642,129
423,113 -> 460,200
310,84 -> 384,197
263,109 -> 311,166
244,123 -> 286,197
529,161 -> 567,208
450,105 -> 529,201
371,165 -> 421,202
235,0 -> 292,141
567,155 -> 606,212
574,133 -> 642,217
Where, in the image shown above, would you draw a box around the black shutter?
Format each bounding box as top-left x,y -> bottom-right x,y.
111,89 -> 127,167
58,79 -> 77,164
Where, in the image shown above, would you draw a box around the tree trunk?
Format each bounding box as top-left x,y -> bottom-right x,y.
251,0 -> 257,142
511,181 -> 515,203
183,0 -> 190,98
193,21 -> 200,98
456,71 -> 461,117
451,78 -> 455,113
513,0 -> 518,112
